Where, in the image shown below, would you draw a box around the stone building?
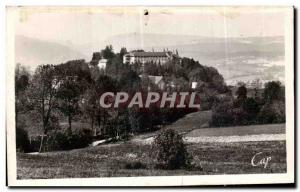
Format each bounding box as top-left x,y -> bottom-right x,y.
123,51 -> 174,65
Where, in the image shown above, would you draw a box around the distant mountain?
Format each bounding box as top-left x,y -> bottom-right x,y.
102,33 -> 206,50
78,32 -> 284,58
89,33 -> 284,58
76,33 -> 207,56
161,36 -> 284,61
15,33 -> 285,85
15,35 -> 89,70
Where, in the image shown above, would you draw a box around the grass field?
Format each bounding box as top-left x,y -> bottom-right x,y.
185,123 -> 285,137
167,110 -> 212,133
17,140 -> 286,179
17,111 -> 287,179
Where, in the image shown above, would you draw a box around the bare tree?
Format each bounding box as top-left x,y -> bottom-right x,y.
27,65 -> 62,151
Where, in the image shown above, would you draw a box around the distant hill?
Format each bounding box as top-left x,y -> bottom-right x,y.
102,33 -> 206,50
15,34 -> 285,85
15,35 -> 89,70
93,33 -> 284,59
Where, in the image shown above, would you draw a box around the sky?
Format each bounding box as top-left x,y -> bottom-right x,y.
14,6 -> 288,45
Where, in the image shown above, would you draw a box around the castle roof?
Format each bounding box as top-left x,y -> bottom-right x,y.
127,51 -> 171,57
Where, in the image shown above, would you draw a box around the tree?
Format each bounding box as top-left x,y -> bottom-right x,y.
91,52 -> 101,61
119,47 -> 128,59
119,70 -> 140,91
242,97 -> 260,115
143,61 -> 154,75
127,108 -> 142,133
90,52 -> 102,66
81,84 -> 99,136
55,60 -> 92,134
106,56 -> 123,77
94,75 -> 118,135
101,45 -> 115,59
27,65 -> 62,152
57,79 -> 81,134
15,64 -> 31,121
28,65 -> 61,134
263,81 -> 284,103
236,85 -> 247,100
15,63 -> 30,94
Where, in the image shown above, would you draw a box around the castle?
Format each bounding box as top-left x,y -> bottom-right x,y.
123,50 -> 178,65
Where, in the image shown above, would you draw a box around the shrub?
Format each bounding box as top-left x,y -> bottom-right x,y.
29,128 -> 93,152
152,129 -> 190,169
16,127 -> 31,152
28,133 -> 66,152
258,101 -> 285,124
66,128 -> 93,149
124,161 -> 146,169
210,100 -> 234,127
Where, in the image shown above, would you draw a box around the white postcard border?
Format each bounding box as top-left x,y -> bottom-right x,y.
6,6 -> 294,186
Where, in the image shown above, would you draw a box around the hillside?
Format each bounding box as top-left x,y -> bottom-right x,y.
165,110 -> 212,134
15,35 -> 88,70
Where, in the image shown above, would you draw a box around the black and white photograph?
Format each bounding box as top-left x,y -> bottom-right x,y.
6,6 -> 294,186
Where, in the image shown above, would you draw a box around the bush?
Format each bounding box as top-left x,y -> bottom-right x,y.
210,100 -> 234,127
152,129 -> 190,169
124,161 -> 146,169
66,128 -> 93,149
29,128 -> 93,152
258,101 -> 285,124
16,127 -> 31,152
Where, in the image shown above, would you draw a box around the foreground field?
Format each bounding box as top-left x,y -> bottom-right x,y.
17,140 -> 286,179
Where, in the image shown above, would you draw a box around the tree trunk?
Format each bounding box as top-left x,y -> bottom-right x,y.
97,108 -> 103,136
103,113 -> 107,135
39,135 -> 44,153
91,116 -> 96,136
68,115 -> 72,135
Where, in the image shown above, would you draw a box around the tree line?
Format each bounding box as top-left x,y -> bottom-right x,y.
15,46 -> 209,152
210,81 -> 285,127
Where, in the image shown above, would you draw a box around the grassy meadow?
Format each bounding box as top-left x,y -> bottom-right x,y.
17,110 -> 287,179
17,140 -> 286,179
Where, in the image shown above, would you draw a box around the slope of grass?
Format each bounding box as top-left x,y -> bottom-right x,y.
166,110 -> 212,133
132,110 -> 212,140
